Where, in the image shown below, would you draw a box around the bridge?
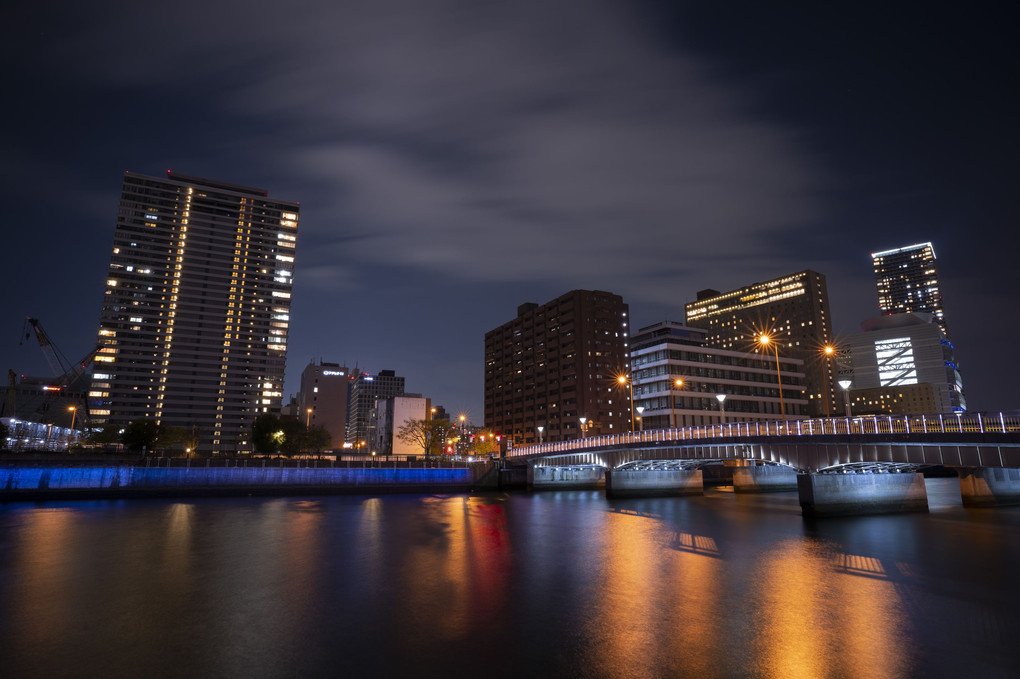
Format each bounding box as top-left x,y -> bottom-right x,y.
503,412 -> 1020,517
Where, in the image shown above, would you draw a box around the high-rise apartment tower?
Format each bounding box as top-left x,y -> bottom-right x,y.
684,270 -> 835,417
871,242 -> 948,337
484,290 -> 630,444
90,171 -> 299,453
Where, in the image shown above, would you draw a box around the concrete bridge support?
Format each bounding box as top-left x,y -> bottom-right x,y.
958,467 -> 1020,507
798,473 -> 929,517
527,465 -> 605,491
732,465 -> 798,493
605,469 -> 703,498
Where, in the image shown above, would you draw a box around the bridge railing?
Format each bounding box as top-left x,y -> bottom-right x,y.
509,412 -> 1020,458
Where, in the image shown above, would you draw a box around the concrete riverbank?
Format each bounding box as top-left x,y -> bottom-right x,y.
1,462 -> 502,500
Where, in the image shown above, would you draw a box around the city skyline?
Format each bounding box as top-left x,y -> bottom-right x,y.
3,1 -> 1018,418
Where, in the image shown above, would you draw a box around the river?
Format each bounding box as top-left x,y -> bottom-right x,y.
1,488 -> 1018,678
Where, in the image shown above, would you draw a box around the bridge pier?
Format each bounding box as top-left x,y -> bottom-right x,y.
798,472 -> 929,517
958,467 -> 1020,507
605,468 -> 703,498
732,465 -> 798,493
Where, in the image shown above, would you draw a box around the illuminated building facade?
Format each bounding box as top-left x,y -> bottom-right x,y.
630,322 -> 807,427
684,271 -> 835,417
872,242 -> 948,338
298,361 -> 351,450
90,171 -> 299,453
372,394 -> 431,456
841,313 -> 965,414
484,290 -> 630,444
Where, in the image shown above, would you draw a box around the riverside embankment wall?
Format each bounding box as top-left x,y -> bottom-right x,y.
1,463 -> 500,500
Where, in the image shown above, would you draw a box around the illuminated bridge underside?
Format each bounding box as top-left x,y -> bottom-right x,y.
615,459 -> 724,472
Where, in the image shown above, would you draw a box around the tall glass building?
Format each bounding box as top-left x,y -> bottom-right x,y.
871,242 -> 948,338
90,171 -> 299,453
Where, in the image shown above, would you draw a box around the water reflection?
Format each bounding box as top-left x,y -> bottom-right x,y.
753,539 -> 910,679
1,493 -> 1018,678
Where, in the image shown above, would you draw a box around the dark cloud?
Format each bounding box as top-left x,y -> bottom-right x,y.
2,0 -> 1016,415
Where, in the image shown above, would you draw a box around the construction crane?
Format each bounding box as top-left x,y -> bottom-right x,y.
17,317 -> 98,429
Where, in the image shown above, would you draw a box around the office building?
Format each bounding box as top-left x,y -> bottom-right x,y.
630,322 -> 807,427
484,289 -> 630,444
90,171 -> 299,453
872,242 -> 948,338
346,369 -> 405,447
840,313 -> 965,414
297,361 -> 351,450
684,270 -> 835,417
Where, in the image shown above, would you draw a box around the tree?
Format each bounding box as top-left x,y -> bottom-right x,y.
121,418 -> 160,453
84,424 -> 121,448
160,426 -> 192,455
252,414 -> 283,456
305,426 -> 332,454
397,418 -> 460,458
467,429 -> 501,457
278,418 -> 306,455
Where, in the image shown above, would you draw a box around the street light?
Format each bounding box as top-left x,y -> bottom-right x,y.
306,408 -> 313,427
617,375 -> 635,432
671,378 -> 684,429
67,406 -> 77,449
716,394 -> 726,424
635,406 -> 645,431
758,333 -> 786,421
537,425 -> 544,444
838,379 -> 853,418
579,417 -> 587,439
822,344 -> 837,417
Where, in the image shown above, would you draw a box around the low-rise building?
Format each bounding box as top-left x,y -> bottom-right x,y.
630,321 -> 808,428
372,394 -> 431,456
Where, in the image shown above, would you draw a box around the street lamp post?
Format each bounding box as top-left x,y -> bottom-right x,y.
579,417 -> 587,439
758,334 -> 786,421
306,408 -> 313,427
617,375 -> 635,432
635,407 -> 644,432
822,345 -> 836,418
716,394 -> 726,424
671,378 -> 683,429
537,425 -> 544,444
67,406 -> 77,449
838,379 -> 853,418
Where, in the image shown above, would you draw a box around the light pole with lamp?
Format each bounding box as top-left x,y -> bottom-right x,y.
635,406 -> 644,432
537,425 -> 544,444
716,394 -> 726,425
822,344 -> 836,417
579,417 -> 587,439
306,408 -> 313,427
671,378 -> 684,429
617,375 -> 635,432
838,379 -> 853,418
758,333 -> 786,421
67,406 -> 77,449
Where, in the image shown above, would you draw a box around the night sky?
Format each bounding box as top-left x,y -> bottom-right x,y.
3,1 -> 1018,419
